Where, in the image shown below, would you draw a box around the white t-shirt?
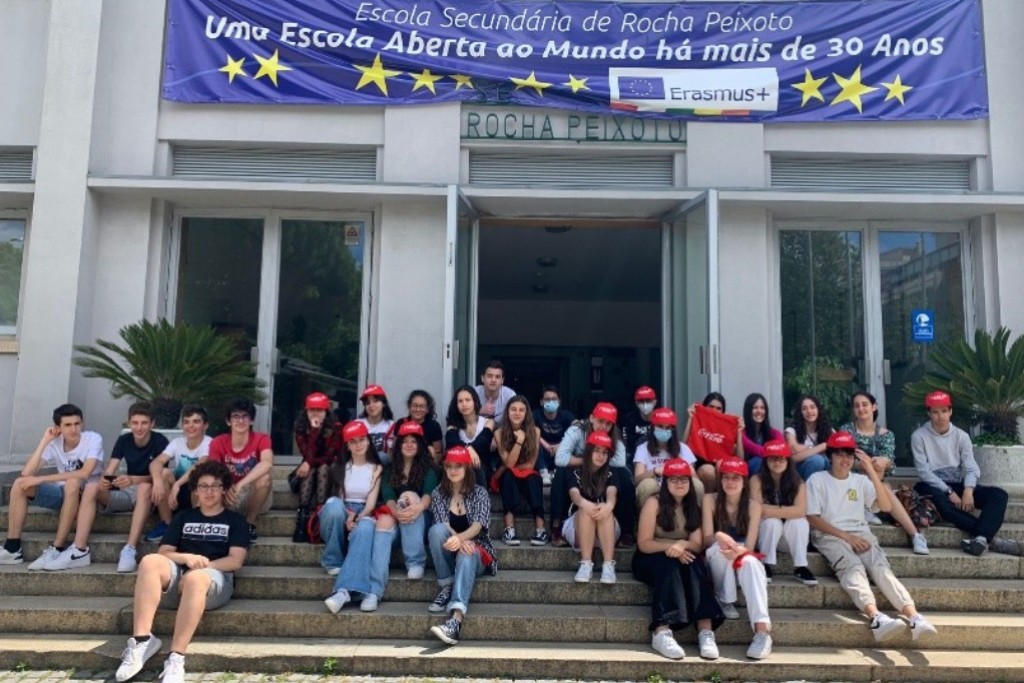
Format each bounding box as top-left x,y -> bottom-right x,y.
163,435 -> 213,479
344,462 -> 376,503
634,442 -> 697,473
806,470 -> 877,534
41,431 -> 104,486
356,418 -> 394,458
784,425 -> 817,448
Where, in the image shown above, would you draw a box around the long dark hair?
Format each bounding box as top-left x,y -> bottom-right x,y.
332,434 -> 381,501
439,463 -> 475,498
757,457 -> 802,507
791,394 -> 833,445
656,475 -> 701,533
294,410 -> 339,442
499,395 -> 539,467
388,433 -> 432,493
359,394 -> 394,421
742,393 -> 773,444
446,385 -> 480,430
713,475 -> 751,540
579,441 -> 611,502
645,423 -> 680,457
406,389 -> 437,421
703,392 -> 727,410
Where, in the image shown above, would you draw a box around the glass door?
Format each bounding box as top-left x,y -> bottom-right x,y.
667,190 -> 720,410
876,229 -> 966,466
443,187 -> 478,403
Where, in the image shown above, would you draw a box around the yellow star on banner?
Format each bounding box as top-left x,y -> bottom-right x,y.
510,71 -> 552,96
355,53 -> 401,96
881,75 -> 913,105
791,68 -> 826,107
253,49 -> 291,87
830,65 -> 877,113
564,74 -> 590,94
410,68 -> 444,95
451,74 -> 474,91
219,55 -> 248,84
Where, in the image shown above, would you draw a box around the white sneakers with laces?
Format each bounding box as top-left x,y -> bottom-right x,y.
115,635 -> 162,682
910,614 -> 938,640
117,545 -> 138,573
698,629 -> 719,659
746,631 -> 773,660
870,613 -> 906,642
159,652 -> 186,683
911,533 -> 930,555
27,545 -> 60,571
43,545 -> 91,571
599,560 -> 617,584
651,629 -> 685,659
574,560 -> 594,583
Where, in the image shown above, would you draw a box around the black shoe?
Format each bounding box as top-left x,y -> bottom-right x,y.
248,523 -> 259,544
794,566 -> 819,586
962,538 -> 987,556
292,509 -> 310,544
531,529 -> 551,546
763,564 -> 774,583
430,616 -> 461,645
428,585 -> 452,613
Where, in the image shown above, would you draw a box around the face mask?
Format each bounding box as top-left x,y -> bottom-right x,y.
638,401 -> 656,416
653,427 -> 673,443
543,400 -> 560,413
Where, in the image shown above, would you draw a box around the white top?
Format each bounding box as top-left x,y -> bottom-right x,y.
163,435 -> 213,479
41,431 -> 104,486
806,470 -> 877,534
344,462 -> 376,503
634,442 -> 697,472
474,385 -> 517,425
356,417 -> 394,461
459,415 -> 489,444
784,426 -> 816,448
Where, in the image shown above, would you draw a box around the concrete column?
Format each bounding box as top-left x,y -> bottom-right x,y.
11,0 -> 103,454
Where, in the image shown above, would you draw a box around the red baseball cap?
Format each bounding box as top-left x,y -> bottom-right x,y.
663,459 -> 693,478
763,439 -> 790,458
634,386 -> 657,401
397,421 -> 424,438
650,407 -> 677,427
444,446 -> 472,465
925,391 -> 952,408
586,431 -> 613,450
826,431 -> 858,451
342,421 -> 369,443
305,392 -> 330,410
591,402 -> 618,424
718,458 -> 749,477
360,384 -> 387,400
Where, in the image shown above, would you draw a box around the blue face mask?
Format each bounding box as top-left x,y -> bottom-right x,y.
543,400 -> 560,413
653,427 -> 673,444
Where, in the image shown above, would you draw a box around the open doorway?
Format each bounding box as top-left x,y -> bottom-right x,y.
476,222 -> 662,419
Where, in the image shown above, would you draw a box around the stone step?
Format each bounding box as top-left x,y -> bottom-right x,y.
2,563 -> 1022,613
12,532 -> 1024,577
1,595 -> 1022,651
5,635 -> 1024,683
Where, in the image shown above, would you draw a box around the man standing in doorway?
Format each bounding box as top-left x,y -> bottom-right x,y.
475,360 -> 517,427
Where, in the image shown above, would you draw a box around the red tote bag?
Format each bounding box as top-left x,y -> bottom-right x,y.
687,404 -> 739,463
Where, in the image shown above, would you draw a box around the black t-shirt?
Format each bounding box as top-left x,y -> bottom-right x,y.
111,431 -> 170,476
533,408 -> 575,446
394,417 -> 443,445
162,507 -> 250,561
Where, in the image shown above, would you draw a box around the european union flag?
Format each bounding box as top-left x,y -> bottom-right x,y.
618,77 -> 665,99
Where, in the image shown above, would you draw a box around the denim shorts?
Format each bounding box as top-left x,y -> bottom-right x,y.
159,557 -> 234,611
30,482 -> 68,511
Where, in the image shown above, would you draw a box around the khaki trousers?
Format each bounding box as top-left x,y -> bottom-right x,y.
812,529 -> 914,612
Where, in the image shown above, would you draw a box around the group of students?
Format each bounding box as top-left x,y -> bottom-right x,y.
0,365 -> 1019,676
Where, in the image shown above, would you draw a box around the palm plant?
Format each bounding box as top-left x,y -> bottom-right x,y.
903,327 -> 1024,445
74,319 -> 266,428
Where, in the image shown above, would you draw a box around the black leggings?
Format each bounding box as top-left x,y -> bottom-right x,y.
499,470 -> 544,518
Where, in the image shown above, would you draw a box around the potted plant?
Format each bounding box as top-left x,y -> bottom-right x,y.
74,319 -> 267,429
903,326 -> 1024,493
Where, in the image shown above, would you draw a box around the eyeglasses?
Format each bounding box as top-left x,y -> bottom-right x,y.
229,413 -> 252,422
666,477 -> 689,485
195,484 -> 224,492
409,403 -> 428,410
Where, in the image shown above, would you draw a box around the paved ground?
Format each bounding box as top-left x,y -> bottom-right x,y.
0,673 -> 862,683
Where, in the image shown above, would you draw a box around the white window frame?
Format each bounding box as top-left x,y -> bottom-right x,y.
0,209 -> 30,337
167,208 -> 375,433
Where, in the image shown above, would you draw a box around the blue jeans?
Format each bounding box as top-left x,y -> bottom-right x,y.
747,456 -> 764,476
428,522 -> 484,616
320,497 -> 364,572
370,511 -> 429,593
797,454 -> 830,481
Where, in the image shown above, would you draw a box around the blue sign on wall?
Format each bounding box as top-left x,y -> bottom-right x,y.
912,309 -> 936,343
162,0 -> 988,122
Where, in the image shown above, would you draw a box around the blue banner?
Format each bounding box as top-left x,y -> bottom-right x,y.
163,0 -> 988,122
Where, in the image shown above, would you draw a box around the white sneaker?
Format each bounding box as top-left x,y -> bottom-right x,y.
910,614 -> 938,641
746,631 -> 773,660
115,635 -> 162,681
43,545 -> 90,571
360,594 -> 379,612
540,469 -> 553,487
406,565 -> 425,580
698,629 -> 719,659
27,545 -> 60,571
865,508 -> 883,525
870,614 -> 906,642
651,629 -> 685,660
912,533 -> 930,555
159,652 -> 185,683
325,589 -> 350,614
718,601 -> 740,620
600,560 -> 617,584
574,560 -> 594,583
0,546 -> 24,565
325,566 -> 340,577
117,545 -> 138,573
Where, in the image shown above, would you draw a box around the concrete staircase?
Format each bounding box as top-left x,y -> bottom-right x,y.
2,459 -> 1024,681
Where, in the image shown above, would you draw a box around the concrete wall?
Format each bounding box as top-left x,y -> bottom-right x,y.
0,0 -> 49,147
